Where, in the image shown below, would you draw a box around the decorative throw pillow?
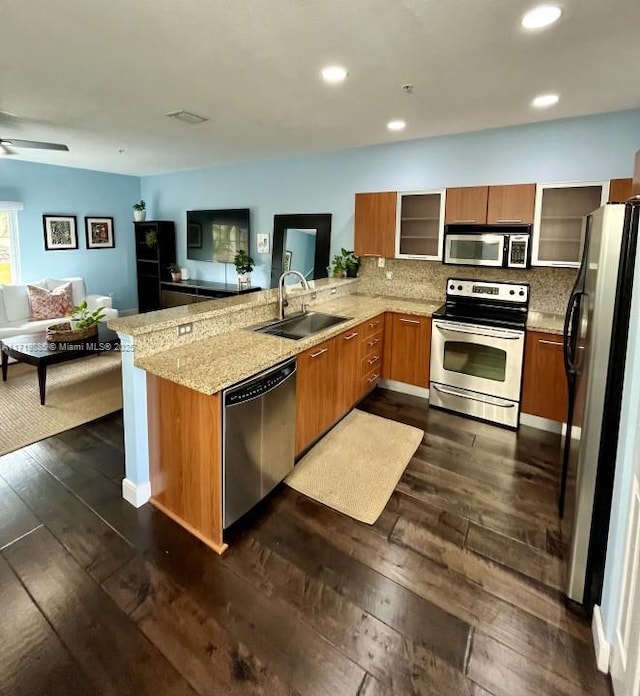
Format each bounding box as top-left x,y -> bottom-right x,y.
27,282 -> 74,321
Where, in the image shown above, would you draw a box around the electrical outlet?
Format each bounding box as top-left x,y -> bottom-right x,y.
177,322 -> 193,337
385,271 -> 393,280
377,257 -> 385,268
311,291 -> 317,300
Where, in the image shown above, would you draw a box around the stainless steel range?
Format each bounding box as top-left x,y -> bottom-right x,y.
430,278 -> 529,429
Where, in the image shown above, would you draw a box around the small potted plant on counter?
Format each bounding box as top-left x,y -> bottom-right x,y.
234,249 -> 254,289
168,263 -> 182,282
343,249 -> 360,278
330,253 -> 347,278
133,200 -> 146,222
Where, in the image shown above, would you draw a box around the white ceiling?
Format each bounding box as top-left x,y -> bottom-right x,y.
1,0 -> 639,176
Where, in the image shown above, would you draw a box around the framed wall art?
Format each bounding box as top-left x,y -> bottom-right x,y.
43,215 -> 78,250
85,216 -> 115,249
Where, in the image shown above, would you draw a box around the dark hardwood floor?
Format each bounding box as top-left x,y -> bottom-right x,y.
0,388 -> 611,696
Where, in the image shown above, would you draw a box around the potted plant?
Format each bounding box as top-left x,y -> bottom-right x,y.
145,229 -> 157,249
68,301 -> 105,336
234,249 -> 254,288
168,263 -> 182,282
342,249 -> 360,278
330,254 -> 347,278
133,200 -> 146,222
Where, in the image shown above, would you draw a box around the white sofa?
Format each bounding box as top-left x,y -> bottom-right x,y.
0,276 -> 119,340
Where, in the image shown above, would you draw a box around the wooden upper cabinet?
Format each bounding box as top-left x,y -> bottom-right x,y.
521,331 -> 568,422
444,186 -> 489,224
354,192 -> 397,258
633,151 -> 640,196
487,184 -> 536,224
609,178 -> 633,203
385,313 -> 431,388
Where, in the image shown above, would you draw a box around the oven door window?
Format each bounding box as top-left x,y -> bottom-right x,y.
443,341 -> 507,382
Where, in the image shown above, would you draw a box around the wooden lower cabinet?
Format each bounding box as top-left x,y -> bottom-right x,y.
295,338 -> 337,455
521,331 -> 568,422
335,325 -> 363,416
147,375 -> 226,553
384,313 -> 431,387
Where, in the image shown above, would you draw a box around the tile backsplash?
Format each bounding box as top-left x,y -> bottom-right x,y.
357,258 -> 576,315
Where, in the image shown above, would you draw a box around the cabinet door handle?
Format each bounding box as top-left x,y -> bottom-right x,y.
496,219 -> 523,223
399,318 -> 421,325
367,373 -> 380,383
539,339 -> 563,347
367,355 -> 380,365
453,219 -> 477,223
368,320 -> 380,328
367,338 -> 381,347
344,332 -> 358,341
310,348 -> 328,358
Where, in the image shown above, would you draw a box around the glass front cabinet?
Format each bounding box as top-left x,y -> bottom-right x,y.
395,190 -> 446,260
532,182 -> 609,268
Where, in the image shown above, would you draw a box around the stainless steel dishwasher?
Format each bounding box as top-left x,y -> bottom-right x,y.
222,358 -> 297,528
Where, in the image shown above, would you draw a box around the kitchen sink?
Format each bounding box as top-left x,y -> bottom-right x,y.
254,312 -> 352,340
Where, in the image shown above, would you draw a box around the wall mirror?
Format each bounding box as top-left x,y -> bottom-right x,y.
270,213 -> 332,287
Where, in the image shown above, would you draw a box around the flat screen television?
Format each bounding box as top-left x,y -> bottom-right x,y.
186,208 -> 250,263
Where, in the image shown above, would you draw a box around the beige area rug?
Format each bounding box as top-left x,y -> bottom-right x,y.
0,353 -> 122,456
285,409 -> 424,524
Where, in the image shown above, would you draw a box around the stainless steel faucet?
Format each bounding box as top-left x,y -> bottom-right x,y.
278,270 -> 310,320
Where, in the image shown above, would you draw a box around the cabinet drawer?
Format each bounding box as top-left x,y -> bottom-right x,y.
362,331 -> 384,360
363,314 -> 385,338
361,351 -> 382,378
361,366 -> 382,393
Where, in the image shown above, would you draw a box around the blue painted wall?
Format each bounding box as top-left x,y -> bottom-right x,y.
142,109 -> 640,290
0,159 -> 140,310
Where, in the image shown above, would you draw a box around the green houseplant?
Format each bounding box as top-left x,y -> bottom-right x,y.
342,249 -> 360,278
234,250 -> 254,288
133,199 -> 146,222
168,262 -> 182,282
68,301 -> 105,333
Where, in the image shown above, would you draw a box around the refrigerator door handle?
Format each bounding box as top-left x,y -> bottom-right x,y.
563,291 -> 585,374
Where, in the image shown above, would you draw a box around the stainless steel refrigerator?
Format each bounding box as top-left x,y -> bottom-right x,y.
562,198 -> 640,610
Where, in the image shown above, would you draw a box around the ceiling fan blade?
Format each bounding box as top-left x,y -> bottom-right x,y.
1,138 -> 69,151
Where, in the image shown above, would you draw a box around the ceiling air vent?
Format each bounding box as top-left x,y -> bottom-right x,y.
165,110 -> 209,125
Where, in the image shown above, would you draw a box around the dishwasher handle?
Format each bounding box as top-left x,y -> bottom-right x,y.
224,359 -> 297,407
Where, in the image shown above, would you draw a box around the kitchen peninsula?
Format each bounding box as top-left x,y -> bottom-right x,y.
110,274 -> 568,553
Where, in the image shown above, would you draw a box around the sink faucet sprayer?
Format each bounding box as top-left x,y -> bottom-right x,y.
278,271 -> 310,320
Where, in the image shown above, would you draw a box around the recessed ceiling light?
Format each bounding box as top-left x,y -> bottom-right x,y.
532,93 -> 559,108
521,5 -> 562,29
387,120 -> 406,132
321,65 -> 348,83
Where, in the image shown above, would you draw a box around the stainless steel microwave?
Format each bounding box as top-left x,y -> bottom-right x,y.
443,224 -> 532,269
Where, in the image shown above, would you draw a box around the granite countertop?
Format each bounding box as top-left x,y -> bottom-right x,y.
526,311 -> 565,335
136,294 -> 442,395
133,292 -> 566,395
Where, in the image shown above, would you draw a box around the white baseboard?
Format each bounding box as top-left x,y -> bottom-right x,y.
520,413 -> 563,434
122,478 -> 151,508
592,605 -> 611,673
379,379 -> 430,400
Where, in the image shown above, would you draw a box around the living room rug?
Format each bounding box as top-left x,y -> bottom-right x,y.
0,353 -> 122,456
285,409 -> 423,524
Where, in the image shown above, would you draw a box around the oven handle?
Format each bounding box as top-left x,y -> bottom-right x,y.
432,384 -> 516,408
433,321 -> 522,341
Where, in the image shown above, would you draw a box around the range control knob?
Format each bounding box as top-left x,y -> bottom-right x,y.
509,290 -> 515,295
457,285 -> 463,291
519,290 -> 525,296
449,284 -> 455,290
